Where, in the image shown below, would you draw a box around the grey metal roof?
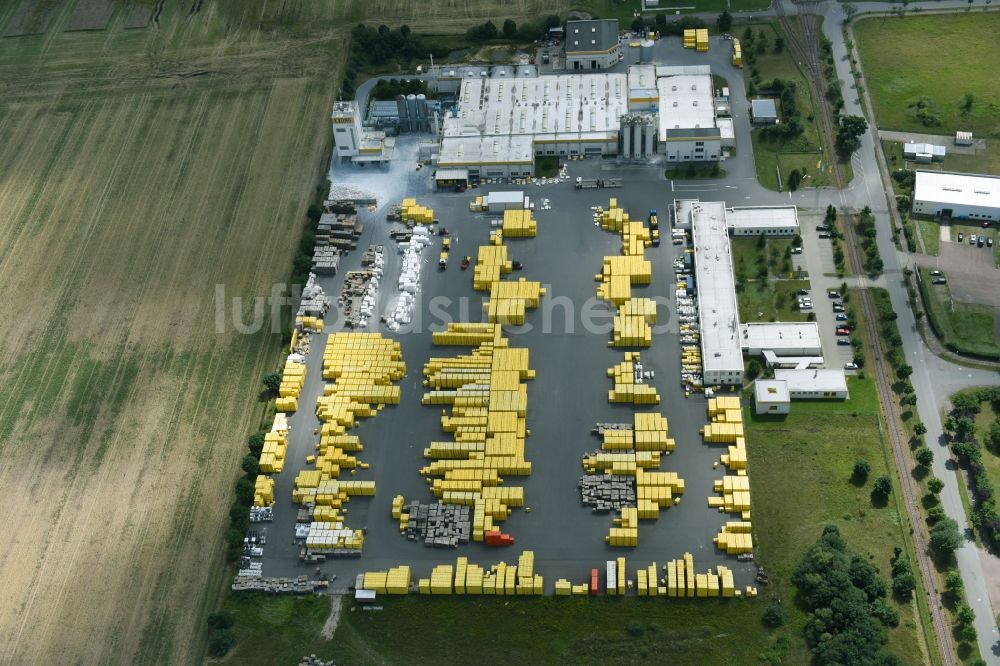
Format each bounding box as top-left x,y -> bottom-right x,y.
565,19 -> 619,54
750,98 -> 777,119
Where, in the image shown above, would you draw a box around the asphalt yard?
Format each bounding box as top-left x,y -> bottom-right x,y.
260,150 -> 757,592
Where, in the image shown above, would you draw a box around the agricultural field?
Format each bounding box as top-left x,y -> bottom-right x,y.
0,0 -> 596,660
854,13 -> 1000,137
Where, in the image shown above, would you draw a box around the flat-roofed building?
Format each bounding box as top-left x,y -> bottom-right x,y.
725,206 -> 799,237
754,380 -> 790,415
774,369 -> 849,399
741,322 -> 821,357
912,170 -> 1000,222
565,19 -> 622,70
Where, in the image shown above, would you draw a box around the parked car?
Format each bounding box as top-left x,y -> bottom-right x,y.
836,327 -> 852,336
978,236 -> 986,247
836,313 -> 848,321
983,221 -> 992,229
989,237 -> 995,248
845,362 -> 859,370
828,291 -> 841,299
833,304 -> 845,313
797,288 -> 810,296
815,224 -> 830,232
929,270 -> 943,277
791,247 -> 803,254
837,338 -> 852,346
818,232 -> 831,239
957,233 -> 964,243
932,277 -> 947,285
970,234 -> 977,245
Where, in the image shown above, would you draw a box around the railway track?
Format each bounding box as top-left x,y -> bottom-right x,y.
772,3 -> 956,664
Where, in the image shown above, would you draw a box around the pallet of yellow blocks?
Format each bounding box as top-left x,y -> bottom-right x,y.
420,324 -> 535,541
405,552 -> 544,595
501,209 -> 537,237
295,333 -> 405,555
483,279 -> 546,325
608,352 -> 659,404
401,198 -> 435,225
473,244 -> 513,291
732,38 -> 742,67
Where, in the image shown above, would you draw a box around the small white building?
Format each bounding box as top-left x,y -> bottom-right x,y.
912,170 -> 1000,222
773,369 -> 849,400
741,322 -> 821,357
754,380 -> 791,415
956,131 -> 974,146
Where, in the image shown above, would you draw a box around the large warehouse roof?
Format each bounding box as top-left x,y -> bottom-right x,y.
691,201 -> 744,378
444,73 -> 628,139
914,170 -> 1000,210
438,135 -> 534,167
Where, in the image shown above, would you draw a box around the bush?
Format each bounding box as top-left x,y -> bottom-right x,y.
207,612 -> 233,631
207,627 -> 237,658
762,601 -> 786,627
945,569 -> 964,597
247,432 -> 266,457
626,619 -> 645,636
241,455 -> 259,478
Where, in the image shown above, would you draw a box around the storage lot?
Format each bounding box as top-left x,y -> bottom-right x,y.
260,150 -> 758,590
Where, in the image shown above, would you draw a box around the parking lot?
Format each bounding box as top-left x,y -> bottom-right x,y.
921,223 -> 1000,306
258,147 -> 760,591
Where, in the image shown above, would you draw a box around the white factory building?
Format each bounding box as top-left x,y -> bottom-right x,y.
912,170 -> 1000,222
331,101 -> 394,163
674,199 -> 802,387
435,64 -> 732,178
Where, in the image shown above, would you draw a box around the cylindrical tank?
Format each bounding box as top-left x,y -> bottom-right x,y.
644,120 -> 655,157
406,94 -> 418,133
415,93 -> 428,132
621,121 -> 632,158
633,119 -> 642,157
640,40 -> 654,64
396,95 -> 409,133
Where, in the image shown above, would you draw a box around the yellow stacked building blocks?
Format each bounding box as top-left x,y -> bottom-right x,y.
502,209 -> 537,237
419,325 -> 535,541
362,566 -> 411,594
473,244 -> 513,291
732,38 -> 742,67
608,353 -> 660,404
253,476 -> 274,506
709,474 -> 752,518
683,28 -> 696,48
714,521 -> 754,554
696,28 -> 708,52
401,198 -> 435,224
483,279 -> 546,325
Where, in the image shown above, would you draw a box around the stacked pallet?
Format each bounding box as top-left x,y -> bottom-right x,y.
607,506 -> 639,546
594,200 -> 655,347
400,198 -> 435,224
636,562 -> 661,596
664,554 -> 738,598
419,324 -> 535,541
714,520 -> 754,554
362,566 -> 412,594
253,477 -> 274,506
473,244 -> 513,291
683,28 -> 696,49
732,38 -> 742,67
483,279 -> 546,325
696,28 -> 708,52
415,552 -> 544,595
294,333 -> 405,555
501,209 -> 537,237
607,353 -> 659,404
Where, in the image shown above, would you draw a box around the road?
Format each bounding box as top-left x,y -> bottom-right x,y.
814,1 -> 1000,661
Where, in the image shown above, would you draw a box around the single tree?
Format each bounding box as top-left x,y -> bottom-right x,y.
945,569 -> 964,596
717,10 -> 733,32
927,477 -> 944,494
915,447 -> 934,468
873,475 -> 892,499
762,601 -> 786,627
262,372 -> 281,394
853,459 -> 871,483
774,36 -> 785,53
896,364 -> 913,380
914,422 -> 928,436
956,602 -> 976,627
929,517 -> 963,555
502,19 -> 517,39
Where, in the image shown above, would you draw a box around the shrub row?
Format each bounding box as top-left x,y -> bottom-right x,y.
947,389 -> 1000,552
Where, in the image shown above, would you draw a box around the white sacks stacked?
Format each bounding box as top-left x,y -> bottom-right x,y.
389,227 -> 432,331
356,247 -> 384,328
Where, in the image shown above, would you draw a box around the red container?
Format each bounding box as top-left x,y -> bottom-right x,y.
590,568 -> 599,596
484,530 -> 515,546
